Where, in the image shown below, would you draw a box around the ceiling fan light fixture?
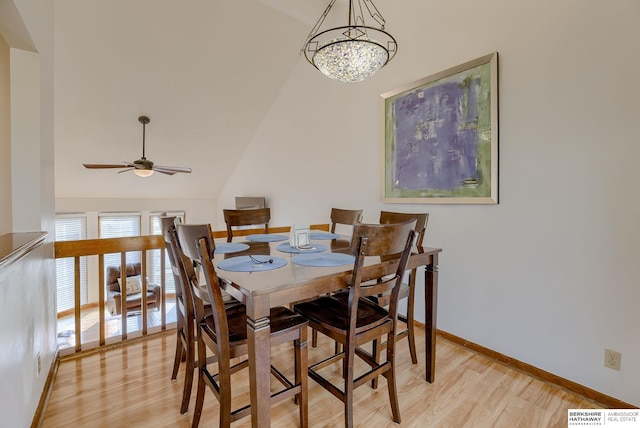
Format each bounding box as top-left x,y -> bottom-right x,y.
134,169 -> 154,177
301,0 -> 397,82
82,115 -> 192,176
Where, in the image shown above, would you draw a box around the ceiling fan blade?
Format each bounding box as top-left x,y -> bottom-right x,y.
154,166 -> 192,174
83,163 -> 128,169
117,168 -> 135,174
153,168 -> 176,176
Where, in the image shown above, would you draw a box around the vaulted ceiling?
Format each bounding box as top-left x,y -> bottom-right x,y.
53,0 -> 332,199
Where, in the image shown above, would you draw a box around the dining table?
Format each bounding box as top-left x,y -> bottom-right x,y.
212,232 -> 442,427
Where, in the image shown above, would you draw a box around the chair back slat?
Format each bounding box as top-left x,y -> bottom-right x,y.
177,223 -> 215,260
379,211 -> 428,246
223,208 -> 270,242
330,208 -> 363,233
359,278 -> 398,297
351,220 -> 416,257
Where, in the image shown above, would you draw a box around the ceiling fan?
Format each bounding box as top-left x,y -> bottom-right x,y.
83,115 -> 192,177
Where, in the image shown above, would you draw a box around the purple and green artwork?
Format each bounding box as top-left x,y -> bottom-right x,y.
382,53 -> 498,204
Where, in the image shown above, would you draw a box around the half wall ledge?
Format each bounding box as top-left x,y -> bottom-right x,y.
0,232 -> 48,269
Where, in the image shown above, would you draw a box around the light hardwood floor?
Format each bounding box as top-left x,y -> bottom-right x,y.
42,327 -> 602,427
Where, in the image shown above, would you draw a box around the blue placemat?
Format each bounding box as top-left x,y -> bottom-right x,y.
276,243 -> 328,254
291,253 -> 355,267
309,231 -> 341,240
245,234 -> 288,243
217,255 -> 287,272
214,243 -> 250,254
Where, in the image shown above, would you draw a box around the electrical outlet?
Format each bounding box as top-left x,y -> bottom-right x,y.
604,349 -> 621,370
36,352 -> 42,376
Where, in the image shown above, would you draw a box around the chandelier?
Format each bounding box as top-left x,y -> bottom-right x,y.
301,0 -> 397,83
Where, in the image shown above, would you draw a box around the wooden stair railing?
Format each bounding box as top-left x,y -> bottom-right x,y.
54,224 -> 329,355
55,235 -> 166,353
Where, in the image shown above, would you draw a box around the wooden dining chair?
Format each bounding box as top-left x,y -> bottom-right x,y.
222,207 -> 270,242
372,211 -> 429,367
164,218 -> 238,414
162,216 -> 197,415
293,221 -> 417,428
309,208 -> 364,348
329,208 -> 363,234
176,223 -> 309,428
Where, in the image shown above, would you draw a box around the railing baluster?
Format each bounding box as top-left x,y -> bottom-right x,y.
141,250 -> 148,336
160,248 -> 166,330
74,256 -> 81,352
120,252 -> 127,340
99,255 -> 105,346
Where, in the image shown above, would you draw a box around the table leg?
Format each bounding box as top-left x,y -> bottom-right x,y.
424,254 -> 439,383
248,314 -> 272,427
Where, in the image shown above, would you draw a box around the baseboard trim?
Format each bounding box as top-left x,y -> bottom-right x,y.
435,328 -> 636,409
59,329 -> 175,361
31,349 -> 60,428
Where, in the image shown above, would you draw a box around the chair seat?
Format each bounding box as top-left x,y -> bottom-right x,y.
294,294 -> 389,335
202,305 -> 308,345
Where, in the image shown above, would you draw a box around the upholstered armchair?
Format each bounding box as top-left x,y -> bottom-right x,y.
106,262 -> 161,316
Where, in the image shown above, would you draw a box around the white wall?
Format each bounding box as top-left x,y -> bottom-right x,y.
0,34 -> 10,234
10,48 -> 41,232
0,0 -> 56,425
0,239 -> 53,428
220,0 -> 640,406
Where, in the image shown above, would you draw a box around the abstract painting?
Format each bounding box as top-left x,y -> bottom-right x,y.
380,52 -> 498,204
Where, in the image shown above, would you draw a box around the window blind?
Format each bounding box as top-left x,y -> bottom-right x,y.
99,213 -> 141,274
55,215 -> 88,313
